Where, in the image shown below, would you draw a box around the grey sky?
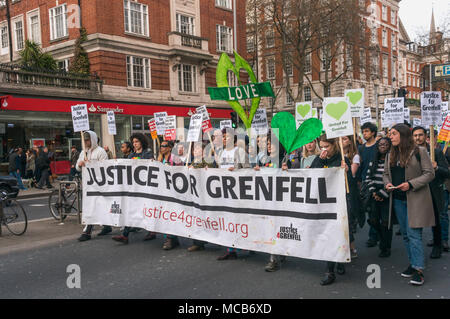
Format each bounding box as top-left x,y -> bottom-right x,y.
399,0 -> 449,42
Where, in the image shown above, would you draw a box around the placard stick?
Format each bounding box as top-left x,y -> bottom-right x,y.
207,131 -> 215,156
443,141 -> 449,155
352,118 -> 358,148
153,139 -> 157,159
185,142 -> 192,167
430,125 -> 435,162
80,131 -> 87,161
339,137 -> 350,194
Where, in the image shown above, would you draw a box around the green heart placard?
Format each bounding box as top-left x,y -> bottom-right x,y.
326,102 -> 348,121
297,104 -> 311,118
346,91 -> 363,105
271,112 -> 323,154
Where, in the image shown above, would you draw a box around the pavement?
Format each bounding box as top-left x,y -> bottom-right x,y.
16,183 -> 56,200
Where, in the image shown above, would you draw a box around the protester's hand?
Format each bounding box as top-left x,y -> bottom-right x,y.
319,149 -> 328,159
385,183 -> 395,192
281,163 -> 288,171
228,167 -> 235,171
78,161 -> 86,167
341,160 -> 348,172
254,165 -> 260,171
71,165 -> 75,168
432,161 -> 437,169
397,182 -> 410,192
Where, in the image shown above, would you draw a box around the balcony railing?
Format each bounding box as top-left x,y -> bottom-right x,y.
0,64 -> 103,93
180,33 -> 202,49
167,32 -> 209,52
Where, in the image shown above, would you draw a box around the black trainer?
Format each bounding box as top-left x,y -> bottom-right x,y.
98,226 -> 112,236
320,272 -> 336,286
430,246 -> 442,259
78,233 -> 91,242
336,263 -> 346,275
409,270 -> 424,286
401,265 -> 415,278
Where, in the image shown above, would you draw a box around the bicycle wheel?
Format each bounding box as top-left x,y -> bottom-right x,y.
3,199 -> 27,236
48,189 -> 78,220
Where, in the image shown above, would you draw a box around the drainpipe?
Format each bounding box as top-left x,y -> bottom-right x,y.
233,0 -> 237,53
5,0 -> 13,62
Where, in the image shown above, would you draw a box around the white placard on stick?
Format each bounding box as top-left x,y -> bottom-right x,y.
441,101 -> 449,124
322,97 -> 353,139
196,105 -> 213,133
295,102 -> 313,128
381,110 -> 388,128
251,109 -> 268,135
107,111 -> 116,135
220,120 -> 232,130
71,104 -> 89,132
421,92 -> 442,126
384,98 -> 404,125
404,107 -> 410,124
345,88 -> 365,118
187,114 -> 203,142
154,112 -> 168,135
412,118 -> 422,128
164,115 -> 177,141
360,107 -> 373,125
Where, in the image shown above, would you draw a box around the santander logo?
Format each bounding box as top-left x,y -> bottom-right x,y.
87,104 -> 124,114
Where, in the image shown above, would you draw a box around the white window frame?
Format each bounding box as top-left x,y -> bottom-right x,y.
176,13 -> 195,35
304,86 -> 311,102
266,57 -> 275,80
215,0 -> 232,10
0,22 -> 8,55
216,24 -> 233,54
12,16 -> 24,51
27,9 -> 41,45
265,28 -> 275,48
124,0 -> 149,37
382,5 -> 387,21
285,55 -> 293,77
58,59 -> 69,72
304,53 -> 311,73
382,29 -> 387,47
391,10 -> 396,25
127,56 -> 151,89
49,4 -> 68,41
382,56 -> 388,78
178,64 -> 197,93
286,90 -> 294,106
247,34 -> 255,53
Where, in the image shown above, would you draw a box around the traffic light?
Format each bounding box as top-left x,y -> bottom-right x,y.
230,111 -> 238,128
397,88 -> 408,98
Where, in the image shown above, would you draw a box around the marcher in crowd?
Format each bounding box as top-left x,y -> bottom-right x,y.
412,126 -> 450,259
187,142 -> 215,252
25,149 -> 36,180
359,122 -> 380,248
441,145 -> 450,252
69,146 -> 80,182
384,124 -> 435,286
8,147 -> 27,190
112,133 -> 155,244
311,135 -> 357,286
342,136 -> 360,178
77,131 -> 112,242
35,147 -> 51,189
365,137 -> 393,257
18,147 -> 26,178
121,141 -> 132,158
104,145 -> 114,160
300,139 -> 320,169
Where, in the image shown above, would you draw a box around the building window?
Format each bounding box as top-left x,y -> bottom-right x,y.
382,5 -> 387,21
382,30 -> 387,47
266,58 -> 275,79
247,34 -> 255,53
58,59 -> 69,72
176,14 -> 195,35
285,56 -> 293,77
391,10 -> 396,25
383,56 -> 388,78
14,20 -> 24,51
127,56 -> 150,89
360,49 -> 366,72
178,64 -> 197,92
216,25 -> 233,53
1,25 -> 8,51
227,70 -> 238,87
215,0 -> 232,10
286,91 -> 294,106
391,33 -> 396,50
304,53 -> 311,73
28,12 -> 41,44
124,0 -> 149,37
304,86 -> 311,101
265,28 -> 275,48
49,4 -> 68,40
321,47 -> 331,71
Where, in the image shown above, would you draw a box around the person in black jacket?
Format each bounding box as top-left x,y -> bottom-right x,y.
412,126 -> 450,259
35,147 -> 52,189
310,135 -> 356,286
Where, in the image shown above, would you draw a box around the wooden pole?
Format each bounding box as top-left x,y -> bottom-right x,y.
339,137 -> 350,194
207,131 -> 215,157
80,131 -> 87,161
352,118 -> 358,148
443,142 -> 449,155
430,126 -> 435,162
185,142 -> 192,167
153,139 -> 157,160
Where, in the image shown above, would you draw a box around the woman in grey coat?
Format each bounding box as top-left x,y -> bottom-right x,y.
383,124 -> 435,286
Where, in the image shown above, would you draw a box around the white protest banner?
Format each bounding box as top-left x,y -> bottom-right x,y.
345,88 -> 364,117
384,98 -> 404,125
220,120 -> 232,130
322,97 -> 353,139
71,104 -> 89,132
381,111 -> 388,128
295,102 -> 313,128
107,111 -> 116,135
83,160 -> 350,263
441,101 -> 449,124
154,112 -> 168,135
412,118 -> 422,128
404,107 -> 410,124
421,91 -> 442,126
360,107 -> 372,125
187,113 -> 203,142
196,105 -> 213,133
251,108 -> 268,135
164,115 -> 177,141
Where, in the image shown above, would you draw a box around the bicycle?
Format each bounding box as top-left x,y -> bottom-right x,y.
48,175 -> 82,223
0,191 -> 28,236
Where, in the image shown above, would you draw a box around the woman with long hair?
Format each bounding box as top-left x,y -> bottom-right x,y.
384,124 -> 435,286
300,139 -> 320,169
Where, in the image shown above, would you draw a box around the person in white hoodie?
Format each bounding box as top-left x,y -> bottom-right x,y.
77,131 -> 112,242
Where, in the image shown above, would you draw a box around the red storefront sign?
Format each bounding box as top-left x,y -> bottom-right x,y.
3,95 -> 231,119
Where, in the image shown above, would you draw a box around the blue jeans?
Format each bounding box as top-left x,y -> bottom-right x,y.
9,172 -> 26,190
442,190 -> 449,242
394,199 -> 425,270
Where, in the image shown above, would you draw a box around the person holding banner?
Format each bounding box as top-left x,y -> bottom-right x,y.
311,135 -> 357,286
300,140 -> 319,169
217,128 -> 250,260
364,137 -> 393,258
77,131 -> 112,242
384,124 -> 435,286
412,126 -> 450,259
112,134 -> 155,244
120,142 -> 132,158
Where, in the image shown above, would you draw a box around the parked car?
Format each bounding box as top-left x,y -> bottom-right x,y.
0,175 -> 20,199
